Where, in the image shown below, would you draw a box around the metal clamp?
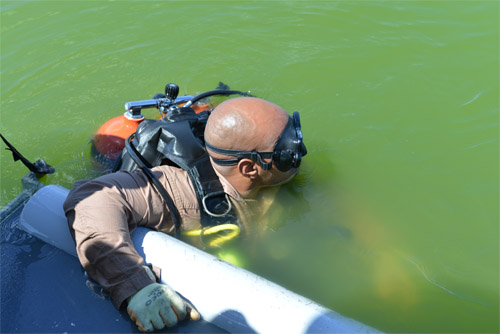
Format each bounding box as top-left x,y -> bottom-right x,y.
202,192 -> 232,217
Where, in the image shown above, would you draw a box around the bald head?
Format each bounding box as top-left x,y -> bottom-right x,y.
205,97 -> 289,153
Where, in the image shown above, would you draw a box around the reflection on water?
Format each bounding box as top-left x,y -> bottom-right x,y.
1,216 -> 32,246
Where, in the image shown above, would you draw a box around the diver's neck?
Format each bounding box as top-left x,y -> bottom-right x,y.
224,174 -> 261,199
236,185 -> 260,199
210,159 -> 260,199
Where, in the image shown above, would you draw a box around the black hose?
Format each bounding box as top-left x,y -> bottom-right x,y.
189,89 -> 253,106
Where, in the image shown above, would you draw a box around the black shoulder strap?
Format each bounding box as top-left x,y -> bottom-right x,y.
155,120 -> 238,228
125,134 -> 182,237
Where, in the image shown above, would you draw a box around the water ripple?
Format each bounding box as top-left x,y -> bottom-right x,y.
461,91 -> 485,106
400,253 -> 490,307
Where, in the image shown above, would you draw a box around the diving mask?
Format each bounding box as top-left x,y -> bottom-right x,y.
205,111 -> 307,172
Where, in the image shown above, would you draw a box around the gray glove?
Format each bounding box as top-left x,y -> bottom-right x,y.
126,267 -> 199,332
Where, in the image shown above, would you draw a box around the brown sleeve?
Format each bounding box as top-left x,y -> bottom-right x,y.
63,170 -> 173,309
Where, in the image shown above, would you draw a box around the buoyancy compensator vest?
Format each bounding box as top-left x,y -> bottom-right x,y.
112,83 -> 252,241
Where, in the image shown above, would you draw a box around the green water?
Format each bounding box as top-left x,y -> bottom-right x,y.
1,1 -> 498,332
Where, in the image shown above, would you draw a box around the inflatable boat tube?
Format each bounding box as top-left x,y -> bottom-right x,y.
19,185 -> 379,333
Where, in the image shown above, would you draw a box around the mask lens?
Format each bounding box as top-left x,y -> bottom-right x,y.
273,112 -> 306,172
294,112 -> 303,140
293,111 -> 307,158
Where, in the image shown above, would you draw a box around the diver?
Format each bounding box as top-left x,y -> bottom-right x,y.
63,96 -> 307,332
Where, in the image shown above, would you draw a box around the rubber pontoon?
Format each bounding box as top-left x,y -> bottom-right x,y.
0,173 -> 379,333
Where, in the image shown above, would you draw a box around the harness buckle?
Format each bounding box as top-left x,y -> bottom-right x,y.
202,191 -> 233,218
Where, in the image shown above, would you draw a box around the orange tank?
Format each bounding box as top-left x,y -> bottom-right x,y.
92,114 -> 143,166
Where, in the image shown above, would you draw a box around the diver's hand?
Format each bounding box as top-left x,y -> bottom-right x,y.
127,282 -> 200,332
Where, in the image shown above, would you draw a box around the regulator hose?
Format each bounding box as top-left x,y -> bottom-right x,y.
185,89 -> 253,107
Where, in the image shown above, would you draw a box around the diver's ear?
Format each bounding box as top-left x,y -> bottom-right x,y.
238,159 -> 258,179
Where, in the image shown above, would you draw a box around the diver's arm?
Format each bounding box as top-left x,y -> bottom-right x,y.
65,189 -> 155,309
64,170 -> 199,331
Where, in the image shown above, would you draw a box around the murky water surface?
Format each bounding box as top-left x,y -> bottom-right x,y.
1,1 -> 498,332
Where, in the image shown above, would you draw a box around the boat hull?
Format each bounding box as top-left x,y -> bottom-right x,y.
6,180 -> 378,333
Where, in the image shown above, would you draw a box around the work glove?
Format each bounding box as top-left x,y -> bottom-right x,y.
127,267 -> 199,332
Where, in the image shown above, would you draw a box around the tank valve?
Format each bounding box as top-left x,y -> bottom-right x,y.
165,83 -> 179,101
124,106 -> 145,121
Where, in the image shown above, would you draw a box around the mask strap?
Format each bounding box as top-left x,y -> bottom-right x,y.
205,142 -> 274,170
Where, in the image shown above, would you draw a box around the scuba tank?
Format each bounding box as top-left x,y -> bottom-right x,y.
91,85 -> 197,170
91,109 -> 145,168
